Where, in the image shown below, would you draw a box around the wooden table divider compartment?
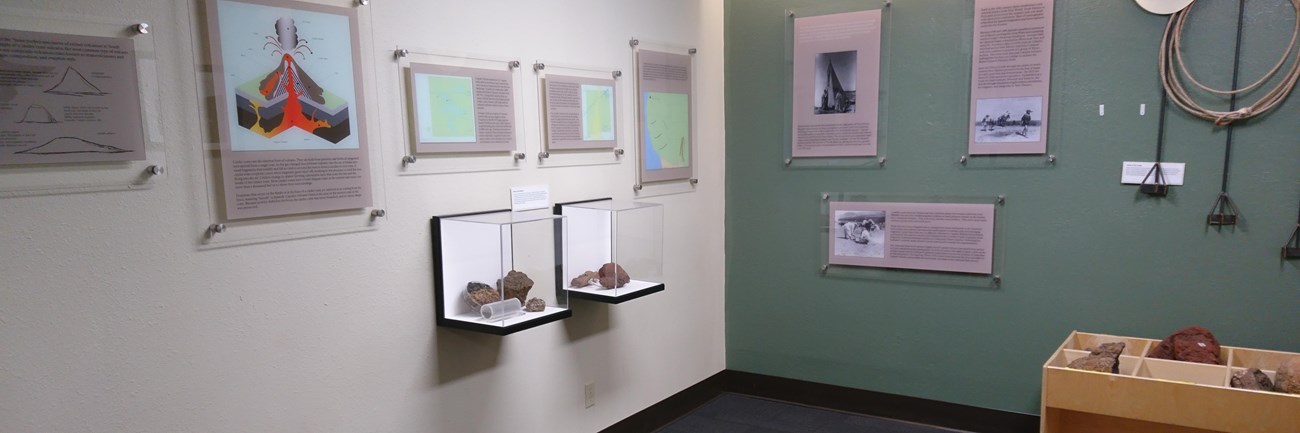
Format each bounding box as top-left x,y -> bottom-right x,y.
1041,331 -> 1300,433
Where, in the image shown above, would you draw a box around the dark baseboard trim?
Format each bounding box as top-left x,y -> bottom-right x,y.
601,371 -> 729,433
602,369 -> 1039,433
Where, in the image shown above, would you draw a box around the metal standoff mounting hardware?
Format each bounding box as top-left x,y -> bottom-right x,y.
134,23 -> 150,35
787,9 -> 795,17
370,209 -> 386,218
960,155 -> 968,165
508,60 -> 520,69
997,195 -> 1006,205
689,48 -> 697,54
613,148 -> 624,156
629,38 -> 639,47
784,158 -> 792,166
356,0 -> 369,6
821,193 -> 829,201
1047,154 -> 1057,164
612,70 -> 622,79
513,152 -> 526,161
538,151 -> 550,159
878,157 -> 887,167
820,264 -> 829,273
633,184 -> 643,192
993,275 -> 1002,286
689,178 -> 699,186
146,165 -> 164,176
401,155 -> 417,165
533,62 -> 545,72
394,48 -> 409,59
208,223 -> 226,235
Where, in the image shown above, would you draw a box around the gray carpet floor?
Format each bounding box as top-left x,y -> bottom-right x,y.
656,393 -> 972,433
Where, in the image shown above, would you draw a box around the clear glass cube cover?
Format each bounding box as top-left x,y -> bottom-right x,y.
559,200 -> 664,302
432,209 -> 569,334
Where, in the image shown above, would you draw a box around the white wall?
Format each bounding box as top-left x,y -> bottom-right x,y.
0,1 -> 726,432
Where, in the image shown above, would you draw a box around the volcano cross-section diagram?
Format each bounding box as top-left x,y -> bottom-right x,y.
233,17 -> 351,144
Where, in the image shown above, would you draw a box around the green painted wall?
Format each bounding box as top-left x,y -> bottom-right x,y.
724,0 -> 1300,414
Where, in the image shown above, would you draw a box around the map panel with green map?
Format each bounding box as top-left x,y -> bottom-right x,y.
581,84 -> 615,141
643,91 -> 690,169
416,74 -> 476,143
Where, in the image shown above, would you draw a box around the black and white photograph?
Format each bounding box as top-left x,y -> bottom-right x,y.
973,96 -> 1042,143
834,210 -> 885,258
812,50 -> 857,115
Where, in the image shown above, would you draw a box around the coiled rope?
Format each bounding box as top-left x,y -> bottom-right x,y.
1159,0 -> 1300,126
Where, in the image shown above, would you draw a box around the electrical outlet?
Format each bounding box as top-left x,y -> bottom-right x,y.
584,382 -> 596,408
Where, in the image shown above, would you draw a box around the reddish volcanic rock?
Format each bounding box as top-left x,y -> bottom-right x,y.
1146,326 -> 1222,365
598,262 -> 630,289
501,270 -> 534,304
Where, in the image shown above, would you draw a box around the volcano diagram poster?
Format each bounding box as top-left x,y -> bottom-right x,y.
206,0 -> 371,220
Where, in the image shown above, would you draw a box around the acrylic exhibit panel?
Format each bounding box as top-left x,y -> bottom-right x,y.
557,199 -> 664,303
828,201 -> 995,275
790,9 -> 882,158
0,6 -> 169,197
967,0 -> 1054,155
406,62 -> 516,153
0,28 -> 146,165
205,0 -> 372,220
432,210 -> 570,335
542,73 -> 618,151
635,49 -> 694,183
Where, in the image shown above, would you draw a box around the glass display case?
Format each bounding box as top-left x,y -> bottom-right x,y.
555,199 -> 664,303
431,209 -> 569,335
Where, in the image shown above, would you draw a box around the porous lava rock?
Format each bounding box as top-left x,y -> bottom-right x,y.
598,262 -> 630,289
501,270 -> 534,304
525,297 -> 546,312
1146,326 -> 1222,365
1067,342 -> 1126,374
1274,358 -> 1300,394
464,281 -> 499,310
1230,368 -> 1274,391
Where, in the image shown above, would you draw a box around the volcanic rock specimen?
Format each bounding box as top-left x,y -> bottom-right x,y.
525,297 -> 547,312
501,270 -> 534,304
570,271 -> 599,288
1146,326 -> 1222,365
1067,342 -> 1126,374
1230,368 -> 1274,391
464,281 -> 499,310
598,262 -> 630,289
1275,358 -> 1300,394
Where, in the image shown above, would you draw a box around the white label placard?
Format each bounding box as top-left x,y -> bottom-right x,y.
510,184 -> 550,212
1121,162 -> 1185,185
